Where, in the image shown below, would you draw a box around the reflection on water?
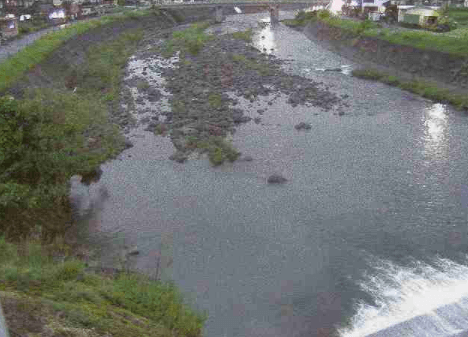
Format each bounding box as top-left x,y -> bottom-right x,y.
253,20 -> 276,54
423,103 -> 448,160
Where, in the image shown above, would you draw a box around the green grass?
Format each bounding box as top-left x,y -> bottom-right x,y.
448,8 -> 468,26
0,237 -> 206,337
352,68 -> 468,109
0,29 -> 144,239
161,21 -> 212,57
288,9 -> 468,56
208,93 -> 222,108
230,53 -> 271,75
186,136 -> 240,166
231,29 -> 253,42
0,9 -> 153,94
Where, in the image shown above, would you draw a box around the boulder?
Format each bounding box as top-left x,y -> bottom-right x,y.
267,174 -> 287,184
294,122 -> 312,130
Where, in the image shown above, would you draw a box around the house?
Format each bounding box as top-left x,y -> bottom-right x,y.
68,2 -> 80,19
398,5 -> 439,24
0,16 -> 18,37
362,0 -> 388,13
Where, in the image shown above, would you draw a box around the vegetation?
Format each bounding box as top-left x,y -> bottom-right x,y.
282,10 -> 317,27
230,53 -> 271,75
161,22 -> 212,57
208,93 -> 223,109
284,9 -> 468,56
0,28 -> 145,239
0,237 -> 206,337
447,7 -> 468,27
0,9 -> 154,94
231,29 -> 253,42
186,136 -> 240,166
352,69 -> 468,109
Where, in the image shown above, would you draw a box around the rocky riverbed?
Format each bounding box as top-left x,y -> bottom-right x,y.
117,21 -> 348,165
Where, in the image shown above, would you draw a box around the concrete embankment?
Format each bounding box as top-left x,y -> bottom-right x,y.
302,20 -> 468,90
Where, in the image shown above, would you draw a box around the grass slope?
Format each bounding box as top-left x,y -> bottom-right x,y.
0,237 -> 206,337
352,68 -> 468,109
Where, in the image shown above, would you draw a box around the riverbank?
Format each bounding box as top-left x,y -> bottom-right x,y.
0,8 -> 216,336
284,11 -> 468,110
0,237 -> 206,337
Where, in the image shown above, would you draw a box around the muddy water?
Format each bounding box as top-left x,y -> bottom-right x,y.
72,11 -> 468,337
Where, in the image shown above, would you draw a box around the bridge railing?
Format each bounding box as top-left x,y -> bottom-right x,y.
158,0 -> 324,5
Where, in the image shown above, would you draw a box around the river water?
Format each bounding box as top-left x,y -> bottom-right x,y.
71,10 -> 468,337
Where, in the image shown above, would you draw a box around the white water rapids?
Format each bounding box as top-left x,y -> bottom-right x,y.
340,256 -> 468,337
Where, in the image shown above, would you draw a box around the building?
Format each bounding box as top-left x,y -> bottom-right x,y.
0,15 -> 18,37
362,0 -> 388,13
398,5 -> 440,24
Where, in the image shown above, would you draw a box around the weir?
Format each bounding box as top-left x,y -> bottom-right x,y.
363,298 -> 468,337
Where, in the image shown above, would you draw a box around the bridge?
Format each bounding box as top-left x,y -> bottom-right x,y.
156,0 -> 329,23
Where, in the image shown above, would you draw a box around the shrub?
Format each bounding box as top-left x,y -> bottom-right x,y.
317,9 -> 332,20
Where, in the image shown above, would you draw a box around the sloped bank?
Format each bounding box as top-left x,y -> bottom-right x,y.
300,19 -> 468,108
0,9 -> 225,337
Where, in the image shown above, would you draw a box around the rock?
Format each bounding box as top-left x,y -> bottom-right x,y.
267,101 -> 273,106
232,109 -> 252,123
124,139 -> 134,149
127,247 -> 139,256
294,122 -> 312,130
257,109 -> 265,115
254,117 -> 261,124
209,125 -> 224,136
239,155 -> 253,162
146,88 -> 162,102
267,174 -> 287,184
169,151 -> 188,163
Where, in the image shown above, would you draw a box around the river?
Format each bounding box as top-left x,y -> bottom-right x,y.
71,10 -> 468,337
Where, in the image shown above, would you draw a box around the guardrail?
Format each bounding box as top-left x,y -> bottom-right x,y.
157,0 -> 324,5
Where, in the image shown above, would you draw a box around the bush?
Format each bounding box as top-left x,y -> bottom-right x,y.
317,9 -> 332,20
0,90 -> 124,239
354,19 -> 376,35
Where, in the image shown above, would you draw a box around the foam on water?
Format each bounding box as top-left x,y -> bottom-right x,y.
339,256 -> 468,337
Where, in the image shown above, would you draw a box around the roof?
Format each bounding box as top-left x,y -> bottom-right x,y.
406,6 -> 440,16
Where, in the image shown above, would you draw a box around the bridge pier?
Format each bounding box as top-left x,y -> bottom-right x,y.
269,5 -> 279,25
215,6 -> 224,23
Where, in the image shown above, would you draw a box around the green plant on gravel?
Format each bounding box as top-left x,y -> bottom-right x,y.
136,78 -> 150,91
230,53 -> 271,76
194,136 -> 240,166
208,93 -> 223,108
161,21 -> 212,57
231,29 -> 253,42
231,53 -> 247,63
